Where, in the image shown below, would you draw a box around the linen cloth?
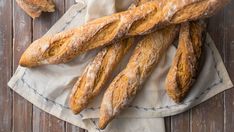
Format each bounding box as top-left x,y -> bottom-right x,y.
8,0 -> 233,132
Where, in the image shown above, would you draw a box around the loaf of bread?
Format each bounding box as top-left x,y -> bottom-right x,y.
69,38 -> 134,114
165,21 -> 205,103
16,0 -> 55,18
98,25 -> 179,129
135,0 -> 167,8
19,0 -> 229,67
68,1 -> 140,114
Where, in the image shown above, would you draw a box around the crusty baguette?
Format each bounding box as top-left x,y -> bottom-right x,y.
19,0 -> 229,67
69,38 -> 134,114
165,21 -> 205,103
98,25 -> 179,129
16,0 -> 55,18
135,0 -> 167,8
68,2 -> 139,114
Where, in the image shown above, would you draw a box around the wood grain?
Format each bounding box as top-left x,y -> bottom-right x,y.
171,111 -> 190,132
207,9 -> 225,59
12,0 -> 33,132
165,117 -> 171,132
0,0 -> 12,132
66,122 -> 83,132
223,0 -> 234,132
191,94 -> 224,132
65,0 -> 76,10
32,0 -> 66,132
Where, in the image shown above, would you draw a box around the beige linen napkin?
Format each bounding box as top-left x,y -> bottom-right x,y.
8,0 -> 233,132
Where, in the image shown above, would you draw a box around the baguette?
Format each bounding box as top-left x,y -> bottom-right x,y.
16,0 -> 55,18
68,2 -> 139,115
69,38 -> 134,114
165,21 -> 205,103
98,25 -> 179,129
19,0 -> 229,67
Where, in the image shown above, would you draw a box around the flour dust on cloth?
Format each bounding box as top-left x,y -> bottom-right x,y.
8,0 -> 233,132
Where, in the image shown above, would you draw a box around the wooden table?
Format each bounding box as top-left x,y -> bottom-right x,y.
0,0 -> 233,132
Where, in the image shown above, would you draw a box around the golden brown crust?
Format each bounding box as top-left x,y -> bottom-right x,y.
19,0 -> 229,67
98,25 -> 179,129
69,38 -> 134,114
165,21 -> 205,103
16,0 -> 55,18
69,2 -> 138,115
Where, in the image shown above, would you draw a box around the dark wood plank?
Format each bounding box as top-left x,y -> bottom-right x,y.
165,117 -> 171,132
171,111 -> 190,132
224,88 -> 234,132
12,0 -> 33,132
64,0 -> 85,131
32,0 -> 66,132
65,0 -> 76,9
207,9 -> 225,59
66,123 -> 83,132
223,0 -> 234,132
191,94 -> 224,132
0,0 -> 13,131
33,108 -> 50,132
